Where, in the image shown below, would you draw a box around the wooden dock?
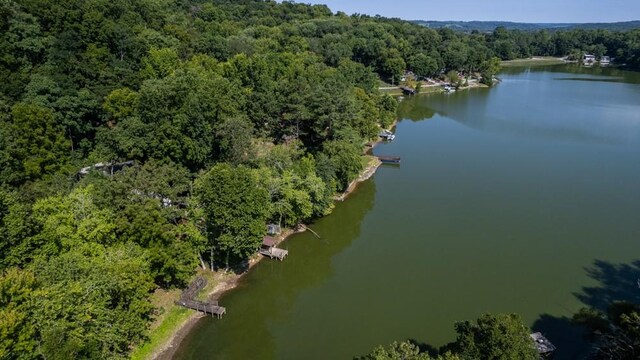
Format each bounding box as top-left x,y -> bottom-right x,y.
175,277 -> 226,318
259,247 -> 288,260
175,298 -> 226,318
260,236 -> 289,261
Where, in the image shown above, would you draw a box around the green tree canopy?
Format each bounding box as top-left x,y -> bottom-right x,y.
195,163 -> 270,266
453,313 -> 538,360
0,102 -> 70,186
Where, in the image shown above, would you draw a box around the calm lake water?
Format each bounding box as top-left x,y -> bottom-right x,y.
174,65 -> 640,359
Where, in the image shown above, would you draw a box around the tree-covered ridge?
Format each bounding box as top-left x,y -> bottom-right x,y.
413,20 -> 640,33
477,26 -> 640,66
0,0 -> 639,358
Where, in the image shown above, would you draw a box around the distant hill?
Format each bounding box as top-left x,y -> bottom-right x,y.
412,20 -> 640,32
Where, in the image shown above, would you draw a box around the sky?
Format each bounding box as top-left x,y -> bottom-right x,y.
294,0 -> 640,23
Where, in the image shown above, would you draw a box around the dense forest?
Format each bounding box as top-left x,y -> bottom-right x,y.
475,26 -> 640,64
1,0 -> 640,358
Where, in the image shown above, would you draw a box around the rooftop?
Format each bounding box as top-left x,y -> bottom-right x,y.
263,236 -> 277,247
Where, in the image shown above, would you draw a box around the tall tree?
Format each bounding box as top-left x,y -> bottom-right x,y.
194,164 -> 270,266
0,103 -> 70,186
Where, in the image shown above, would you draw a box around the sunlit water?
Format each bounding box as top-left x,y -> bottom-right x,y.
174,65 -> 640,360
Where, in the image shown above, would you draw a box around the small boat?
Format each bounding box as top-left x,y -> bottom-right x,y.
379,130 -> 396,141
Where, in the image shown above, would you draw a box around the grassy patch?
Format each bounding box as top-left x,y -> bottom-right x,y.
364,154 -> 378,167
194,270 -> 224,301
378,79 -> 397,88
130,305 -> 191,360
418,86 -> 444,94
379,88 -> 403,96
130,270 -> 224,360
501,57 -> 565,67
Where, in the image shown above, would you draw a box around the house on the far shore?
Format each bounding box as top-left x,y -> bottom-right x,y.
583,54 -> 596,66
600,55 -> 611,66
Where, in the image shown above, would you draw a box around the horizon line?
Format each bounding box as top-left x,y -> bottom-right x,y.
408,19 -> 640,24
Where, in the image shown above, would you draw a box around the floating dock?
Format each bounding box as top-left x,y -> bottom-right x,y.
377,156 -> 401,164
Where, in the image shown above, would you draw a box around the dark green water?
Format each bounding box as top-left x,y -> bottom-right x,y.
174,65 -> 640,359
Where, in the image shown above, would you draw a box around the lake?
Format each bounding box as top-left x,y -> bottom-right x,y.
174,65 -> 640,359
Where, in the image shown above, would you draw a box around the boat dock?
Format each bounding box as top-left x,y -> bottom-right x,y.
399,86 -> 416,95
377,156 -> 401,164
259,236 -> 288,261
259,247 -> 289,260
175,277 -> 226,318
176,298 -> 226,318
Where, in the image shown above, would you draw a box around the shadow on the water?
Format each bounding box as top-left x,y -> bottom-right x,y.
173,179 -> 378,360
397,96 -> 437,121
500,64 -> 640,83
554,77 -> 628,83
398,67 -> 635,146
532,314 -> 589,360
574,259 -> 640,311
534,259 -> 640,359
407,338 -> 439,357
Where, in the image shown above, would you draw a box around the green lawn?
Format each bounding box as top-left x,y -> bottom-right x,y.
130,271 -> 224,360
379,88 -> 403,96
130,306 -> 192,360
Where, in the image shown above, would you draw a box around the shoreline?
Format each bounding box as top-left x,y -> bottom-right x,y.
152,226 -> 307,360
380,79 -> 489,96
501,56 -> 566,67
149,122 -> 397,360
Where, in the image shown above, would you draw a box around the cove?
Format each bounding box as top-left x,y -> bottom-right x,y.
174,65 -> 640,359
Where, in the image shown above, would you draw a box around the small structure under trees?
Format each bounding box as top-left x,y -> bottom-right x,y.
267,224 -> 281,236
78,160 -> 134,177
